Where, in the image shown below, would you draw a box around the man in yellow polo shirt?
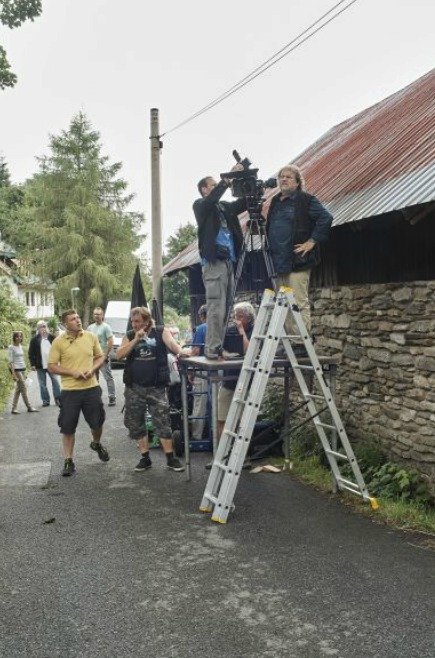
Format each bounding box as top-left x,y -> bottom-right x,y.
48,309 -> 110,476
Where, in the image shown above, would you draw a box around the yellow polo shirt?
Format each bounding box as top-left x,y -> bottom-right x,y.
48,330 -> 103,391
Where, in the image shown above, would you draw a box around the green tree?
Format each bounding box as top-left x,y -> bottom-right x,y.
0,279 -> 28,347
0,0 -> 42,89
13,112 -> 143,325
163,222 -> 196,315
0,155 -> 11,187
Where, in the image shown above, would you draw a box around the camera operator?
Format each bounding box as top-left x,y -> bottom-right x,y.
193,163 -> 246,360
264,164 -> 333,352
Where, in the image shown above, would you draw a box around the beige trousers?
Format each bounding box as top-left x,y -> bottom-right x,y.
276,269 -> 312,336
12,371 -> 32,411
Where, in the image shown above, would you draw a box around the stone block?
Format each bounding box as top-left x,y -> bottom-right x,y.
359,357 -> 375,371
361,337 -> 383,348
391,353 -> 414,366
415,356 -> 435,373
389,333 -> 406,345
367,348 -> 391,363
400,409 -> 417,422
392,288 -> 412,302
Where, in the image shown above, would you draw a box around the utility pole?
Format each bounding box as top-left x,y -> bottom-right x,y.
150,108 -> 163,318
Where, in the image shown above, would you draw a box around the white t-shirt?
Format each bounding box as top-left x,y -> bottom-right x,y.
40,336 -> 51,369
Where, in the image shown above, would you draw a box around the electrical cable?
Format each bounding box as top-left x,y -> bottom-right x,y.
161,0 -> 358,138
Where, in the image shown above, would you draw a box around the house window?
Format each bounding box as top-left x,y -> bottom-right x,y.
25,291 -> 35,306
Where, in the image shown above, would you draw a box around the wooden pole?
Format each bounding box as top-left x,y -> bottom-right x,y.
150,108 -> 163,317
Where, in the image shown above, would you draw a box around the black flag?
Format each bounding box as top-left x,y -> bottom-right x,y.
127,264 -> 147,331
151,298 -> 164,327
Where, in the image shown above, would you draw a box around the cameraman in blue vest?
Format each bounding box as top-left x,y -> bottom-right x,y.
117,306 -> 190,473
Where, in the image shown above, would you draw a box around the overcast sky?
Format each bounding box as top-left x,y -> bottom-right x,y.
1,0 -> 434,258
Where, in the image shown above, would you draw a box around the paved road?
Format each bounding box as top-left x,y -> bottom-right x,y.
1,370 -> 434,658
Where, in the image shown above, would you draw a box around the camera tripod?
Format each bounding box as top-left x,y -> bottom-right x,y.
221,195 -> 278,345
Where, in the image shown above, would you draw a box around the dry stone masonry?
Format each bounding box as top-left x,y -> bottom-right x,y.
311,281 -> 435,494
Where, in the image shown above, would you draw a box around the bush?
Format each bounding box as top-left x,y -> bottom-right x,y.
366,462 -> 431,505
0,280 -> 29,348
0,349 -> 14,411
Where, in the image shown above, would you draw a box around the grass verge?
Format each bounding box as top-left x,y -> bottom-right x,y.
275,455 -> 435,535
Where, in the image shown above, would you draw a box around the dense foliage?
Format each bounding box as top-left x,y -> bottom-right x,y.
0,0 -> 42,89
3,113 -> 144,325
163,223 -> 197,316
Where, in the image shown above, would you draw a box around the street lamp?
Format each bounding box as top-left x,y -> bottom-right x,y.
71,287 -> 80,308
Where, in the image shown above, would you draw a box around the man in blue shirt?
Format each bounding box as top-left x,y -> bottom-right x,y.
193,162 -> 245,359
265,165 -> 333,346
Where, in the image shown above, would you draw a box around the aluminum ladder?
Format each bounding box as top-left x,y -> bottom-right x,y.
200,287 -> 378,523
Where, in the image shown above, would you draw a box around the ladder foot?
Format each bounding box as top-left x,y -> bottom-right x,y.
369,497 -> 379,510
211,515 -> 227,524
199,505 -> 213,513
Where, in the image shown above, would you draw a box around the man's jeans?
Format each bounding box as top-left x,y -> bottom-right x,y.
37,368 -> 61,405
99,359 -> 116,399
202,259 -> 234,357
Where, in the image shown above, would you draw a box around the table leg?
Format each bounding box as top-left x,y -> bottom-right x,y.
181,370 -> 191,481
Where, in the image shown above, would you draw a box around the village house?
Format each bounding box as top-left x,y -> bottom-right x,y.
0,241 -> 55,319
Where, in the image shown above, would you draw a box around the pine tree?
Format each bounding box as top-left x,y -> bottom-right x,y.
15,113 -> 143,324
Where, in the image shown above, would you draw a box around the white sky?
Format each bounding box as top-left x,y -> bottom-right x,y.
1,0 -> 434,259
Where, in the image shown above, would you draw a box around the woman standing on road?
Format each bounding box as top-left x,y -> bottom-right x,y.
8,331 -> 38,414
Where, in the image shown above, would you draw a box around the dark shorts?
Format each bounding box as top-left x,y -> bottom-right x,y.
58,386 -> 105,435
124,384 -> 171,441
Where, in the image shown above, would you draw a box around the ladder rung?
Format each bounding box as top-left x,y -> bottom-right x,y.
305,393 -> 324,400
203,492 -> 218,505
338,483 -> 364,497
253,334 -> 268,340
325,449 -> 349,461
315,421 -> 337,430
336,477 -> 360,490
233,397 -> 246,405
293,364 -> 314,370
224,430 -> 237,438
242,366 -> 256,372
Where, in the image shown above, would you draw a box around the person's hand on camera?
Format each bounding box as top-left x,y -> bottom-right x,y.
223,162 -> 244,186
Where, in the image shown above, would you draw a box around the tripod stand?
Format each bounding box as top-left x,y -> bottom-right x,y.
221,193 -> 277,345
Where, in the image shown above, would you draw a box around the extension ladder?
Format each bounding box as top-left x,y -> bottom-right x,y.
200,287 -> 378,523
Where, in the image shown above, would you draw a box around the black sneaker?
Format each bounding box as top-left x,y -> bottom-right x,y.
62,458 -> 76,477
134,456 -> 152,472
90,441 -> 110,462
54,398 -> 61,407
42,402 -> 50,407
108,397 -> 116,407
166,457 -> 185,472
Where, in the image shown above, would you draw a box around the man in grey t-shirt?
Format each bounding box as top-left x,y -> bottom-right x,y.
87,307 -> 116,406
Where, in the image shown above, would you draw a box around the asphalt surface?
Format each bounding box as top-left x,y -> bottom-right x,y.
0,370 -> 434,658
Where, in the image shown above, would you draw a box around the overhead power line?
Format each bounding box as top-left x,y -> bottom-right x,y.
161,0 -> 358,138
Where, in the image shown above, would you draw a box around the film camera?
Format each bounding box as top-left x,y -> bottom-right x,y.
220,150 -> 277,201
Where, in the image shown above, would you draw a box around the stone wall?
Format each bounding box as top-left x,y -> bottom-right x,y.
311,281 -> 435,493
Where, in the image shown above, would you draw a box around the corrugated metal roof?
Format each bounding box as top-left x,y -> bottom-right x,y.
164,68 -> 435,275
